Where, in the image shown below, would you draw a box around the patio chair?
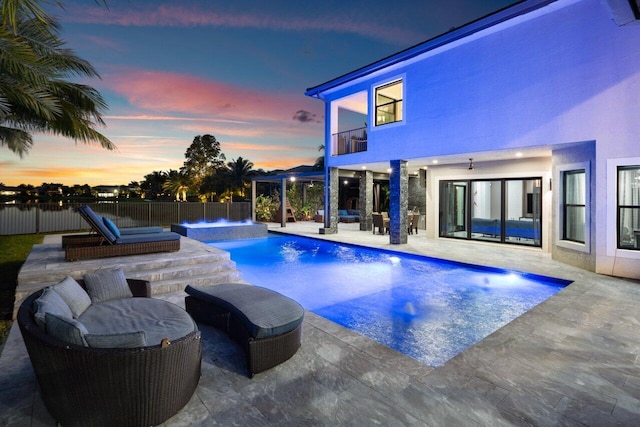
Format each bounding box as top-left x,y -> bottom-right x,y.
64,205 -> 181,261
408,213 -> 419,235
372,213 -> 389,235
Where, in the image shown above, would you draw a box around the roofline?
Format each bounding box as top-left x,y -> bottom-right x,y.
304,0 -> 558,98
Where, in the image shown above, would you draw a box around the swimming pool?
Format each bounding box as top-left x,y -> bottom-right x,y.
210,233 -> 570,367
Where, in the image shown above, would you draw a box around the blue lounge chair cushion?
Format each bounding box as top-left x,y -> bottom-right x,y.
114,232 -> 180,244
185,284 -> 304,339
102,217 -> 121,238
119,226 -> 164,235
78,205 -> 116,242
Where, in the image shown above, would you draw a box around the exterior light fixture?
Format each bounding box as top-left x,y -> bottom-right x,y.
361,166 -> 367,170
432,160 -> 438,164
516,152 -> 523,158
290,177 -> 296,182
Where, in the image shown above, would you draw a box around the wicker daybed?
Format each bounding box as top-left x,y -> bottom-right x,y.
17,273 -> 202,427
64,205 -> 180,261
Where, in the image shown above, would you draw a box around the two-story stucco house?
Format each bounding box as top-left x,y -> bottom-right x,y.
305,0 -> 640,279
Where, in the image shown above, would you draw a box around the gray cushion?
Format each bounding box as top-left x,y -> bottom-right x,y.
51,276 -> 91,318
185,284 -> 304,339
79,298 -> 197,346
83,268 -> 132,304
33,288 -> 74,330
85,331 -> 147,348
45,312 -> 88,347
102,217 -> 121,238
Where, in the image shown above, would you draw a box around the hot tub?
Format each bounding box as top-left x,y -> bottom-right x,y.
171,220 -> 268,242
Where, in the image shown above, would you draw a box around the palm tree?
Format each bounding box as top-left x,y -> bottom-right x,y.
226,157 -> 254,200
141,171 -> 167,199
313,144 -> 324,170
0,0 -> 113,156
163,170 -> 191,202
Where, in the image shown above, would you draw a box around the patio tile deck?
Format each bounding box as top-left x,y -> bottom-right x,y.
1,221 -> 639,426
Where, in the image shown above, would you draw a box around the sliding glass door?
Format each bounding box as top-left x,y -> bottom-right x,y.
440,177 -> 542,247
439,181 -> 467,238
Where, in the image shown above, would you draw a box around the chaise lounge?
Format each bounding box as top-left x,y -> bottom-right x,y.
64,205 -> 181,261
185,283 -> 304,377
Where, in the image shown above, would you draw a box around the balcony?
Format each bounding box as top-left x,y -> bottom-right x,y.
332,127 -> 367,156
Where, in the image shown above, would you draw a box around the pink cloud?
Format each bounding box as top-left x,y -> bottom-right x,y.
63,4 -> 422,45
104,69 -> 321,124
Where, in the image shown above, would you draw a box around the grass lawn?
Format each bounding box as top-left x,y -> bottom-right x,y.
0,234 -> 43,347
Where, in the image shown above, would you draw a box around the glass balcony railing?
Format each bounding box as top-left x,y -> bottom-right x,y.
332,127 -> 367,155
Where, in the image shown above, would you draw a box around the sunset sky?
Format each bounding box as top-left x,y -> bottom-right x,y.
1,0 -> 516,186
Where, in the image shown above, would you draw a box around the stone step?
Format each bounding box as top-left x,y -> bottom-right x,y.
147,271 -> 245,295
123,259 -> 238,283
14,236 -> 244,319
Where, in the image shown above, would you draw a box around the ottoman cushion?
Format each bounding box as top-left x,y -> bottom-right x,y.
185,284 -> 304,339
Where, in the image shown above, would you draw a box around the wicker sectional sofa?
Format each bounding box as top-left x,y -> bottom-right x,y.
17,270 -> 201,427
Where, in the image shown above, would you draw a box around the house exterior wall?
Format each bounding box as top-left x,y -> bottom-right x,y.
311,0 -> 640,279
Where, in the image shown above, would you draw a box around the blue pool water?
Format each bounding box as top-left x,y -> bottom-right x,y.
210,233 -> 570,367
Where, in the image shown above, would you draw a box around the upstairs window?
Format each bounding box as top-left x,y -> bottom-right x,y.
375,80 -> 403,126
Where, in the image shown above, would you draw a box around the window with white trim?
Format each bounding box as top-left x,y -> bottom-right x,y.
375,80 -> 403,126
617,165 -> 640,250
562,169 -> 586,243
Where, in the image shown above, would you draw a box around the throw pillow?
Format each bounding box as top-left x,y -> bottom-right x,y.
33,288 -> 74,330
102,217 -> 121,238
45,312 -> 88,347
85,331 -> 147,348
83,268 -> 133,304
51,275 -> 91,318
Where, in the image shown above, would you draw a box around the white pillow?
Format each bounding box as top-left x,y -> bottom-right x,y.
51,276 -> 91,317
83,268 -> 133,304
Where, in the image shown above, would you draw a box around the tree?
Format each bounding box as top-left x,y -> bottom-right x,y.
200,169 -> 230,202
226,156 -> 254,200
313,144 -> 324,170
163,169 -> 191,202
181,134 -> 225,191
140,171 -> 167,199
0,0 -> 113,156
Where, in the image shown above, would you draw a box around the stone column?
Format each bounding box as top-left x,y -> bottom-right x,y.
389,160 -> 408,244
359,170 -> 373,231
280,178 -> 287,228
320,167 -> 339,234
251,180 -> 257,222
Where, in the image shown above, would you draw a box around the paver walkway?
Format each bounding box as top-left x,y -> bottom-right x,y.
1,222 -> 639,425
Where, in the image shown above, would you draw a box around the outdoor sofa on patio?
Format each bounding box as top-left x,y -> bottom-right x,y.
64,205 -> 181,261
17,269 -> 201,427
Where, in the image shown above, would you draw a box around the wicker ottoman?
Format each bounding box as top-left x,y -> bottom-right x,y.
185,284 -> 304,377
